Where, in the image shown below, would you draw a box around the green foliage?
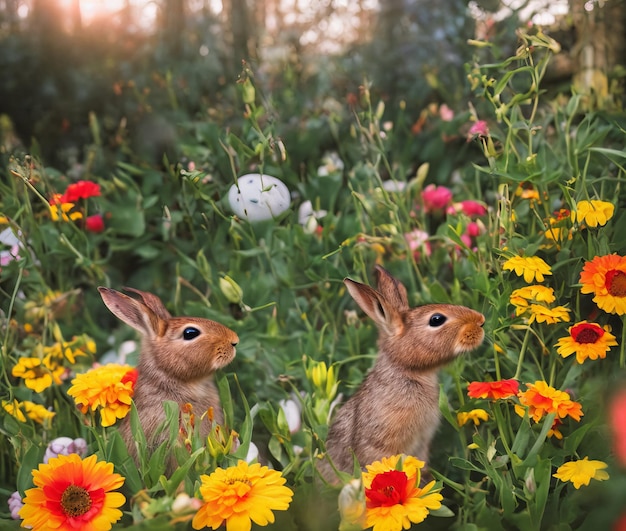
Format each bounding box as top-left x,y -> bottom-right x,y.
1,25 -> 626,530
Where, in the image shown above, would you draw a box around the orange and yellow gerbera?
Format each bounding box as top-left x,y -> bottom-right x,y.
19,453 -> 125,531
580,254 -> 626,315
556,321 -> 618,364
516,381 -> 583,423
192,460 -> 293,531
67,364 -> 137,427
360,455 -> 442,531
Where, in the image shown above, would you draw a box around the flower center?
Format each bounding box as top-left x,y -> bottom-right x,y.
571,323 -> 603,344
606,270 -> 626,297
61,485 -> 92,517
365,470 -> 408,508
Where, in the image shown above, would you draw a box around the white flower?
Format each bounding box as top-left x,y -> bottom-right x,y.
245,441 -> 260,463
317,151 -> 344,176
228,173 -> 291,222
279,397 -> 302,434
298,200 -> 327,234
8,491 -> 23,520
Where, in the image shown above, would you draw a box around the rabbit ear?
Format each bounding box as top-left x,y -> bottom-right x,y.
373,265 -> 409,311
98,287 -> 163,339
344,278 -> 404,337
122,287 -> 172,320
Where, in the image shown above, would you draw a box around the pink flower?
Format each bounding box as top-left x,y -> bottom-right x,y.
439,104 -> 454,122
468,120 -> 489,137
459,200 -> 487,217
404,229 -> 432,260
466,221 -> 481,238
85,214 -> 105,233
610,388 -> 626,467
421,184 -> 453,213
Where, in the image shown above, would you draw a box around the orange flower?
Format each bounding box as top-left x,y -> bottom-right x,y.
580,254 -> 626,315
467,379 -> 519,400
19,453 -> 125,531
555,321 -> 618,364
515,381 -> 583,423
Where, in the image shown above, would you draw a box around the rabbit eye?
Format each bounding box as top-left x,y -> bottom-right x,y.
429,314 -> 447,327
183,327 -> 201,340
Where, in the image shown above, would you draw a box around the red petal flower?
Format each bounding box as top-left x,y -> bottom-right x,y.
467,379 -> 519,400
365,470 -> 408,508
60,180 -> 101,203
610,388 -> 626,467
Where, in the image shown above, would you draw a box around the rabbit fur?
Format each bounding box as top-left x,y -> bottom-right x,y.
98,286 -> 238,465
319,266 -> 484,483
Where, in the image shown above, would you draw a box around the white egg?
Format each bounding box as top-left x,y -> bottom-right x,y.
228,173 -> 291,222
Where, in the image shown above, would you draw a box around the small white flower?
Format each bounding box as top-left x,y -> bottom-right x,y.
298,200 -> 327,234
279,397 -> 302,434
228,173 -> 291,222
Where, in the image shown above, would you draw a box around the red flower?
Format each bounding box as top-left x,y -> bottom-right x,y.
365,470 -> 409,508
121,368 -> 138,388
421,184 -> 452,213
60,180 -> 101,203
467,379 -> 519,400
610,388 -> 626,467
85,214 -> 105,233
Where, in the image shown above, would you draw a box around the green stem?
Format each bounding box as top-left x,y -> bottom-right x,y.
514,326 -> 532,380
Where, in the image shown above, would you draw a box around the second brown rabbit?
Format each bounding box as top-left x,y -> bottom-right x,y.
98,287 -> 239,468
319,266 -> 484,483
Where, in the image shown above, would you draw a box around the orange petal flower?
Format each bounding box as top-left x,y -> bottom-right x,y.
19,453 -> 125,531
516,381 -> 583,423
467,379 -> 519,400
580,254 -> 626,315
555,321 -> 618,364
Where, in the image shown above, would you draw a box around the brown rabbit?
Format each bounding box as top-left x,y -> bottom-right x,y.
319,266 -> 484,483
98,287 -> 239,467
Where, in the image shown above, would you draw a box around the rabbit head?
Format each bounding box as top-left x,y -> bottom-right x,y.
344,265 -> 485,370
98,287 -> 238,380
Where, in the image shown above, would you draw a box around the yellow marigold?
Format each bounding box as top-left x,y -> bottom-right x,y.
556,321 -> 618,364
19,453 -> 125,531
553,457 -> 609,489
580,254 -> 626,315
503,256 -> 552,283
12,355 -> 65,392
457,409 -> 490,426
3,399 -> 55,425
515,381 -> 583,423
527,304 -> 571,325
361,455 -> 442,531
192,460 -> 293,531
3,399 -> 26,422
572,200 -> 614,228
67,364 -> 137,427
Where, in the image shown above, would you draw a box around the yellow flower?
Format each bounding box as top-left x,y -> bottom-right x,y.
527,304 -> 571,325
191,460 -> 293,531
24,401 -> 56,424
67,364 -> 137,427
553,457 -> 609,489
338,479 -> 367,531
457,409 -> 490,426
3,399 -> 26,422
572,200 -> 614,228
361,455 -> 442,531
19,453 -> 125,531
49,202 -> 83,222
503,256 -> 552,283
12,355 -> 65,392
510,285 -> 556,316
556,321 -> 618,364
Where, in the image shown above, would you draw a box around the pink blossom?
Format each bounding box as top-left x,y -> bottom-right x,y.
466,221 -> 481,238
468,120 -> 489,137
8,491 -> 23,519
421,184 -> 453,213
456,200 -> 487,217
405,229 -> 432,258
461,233 -> 473,248
439,104 -> 454,122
